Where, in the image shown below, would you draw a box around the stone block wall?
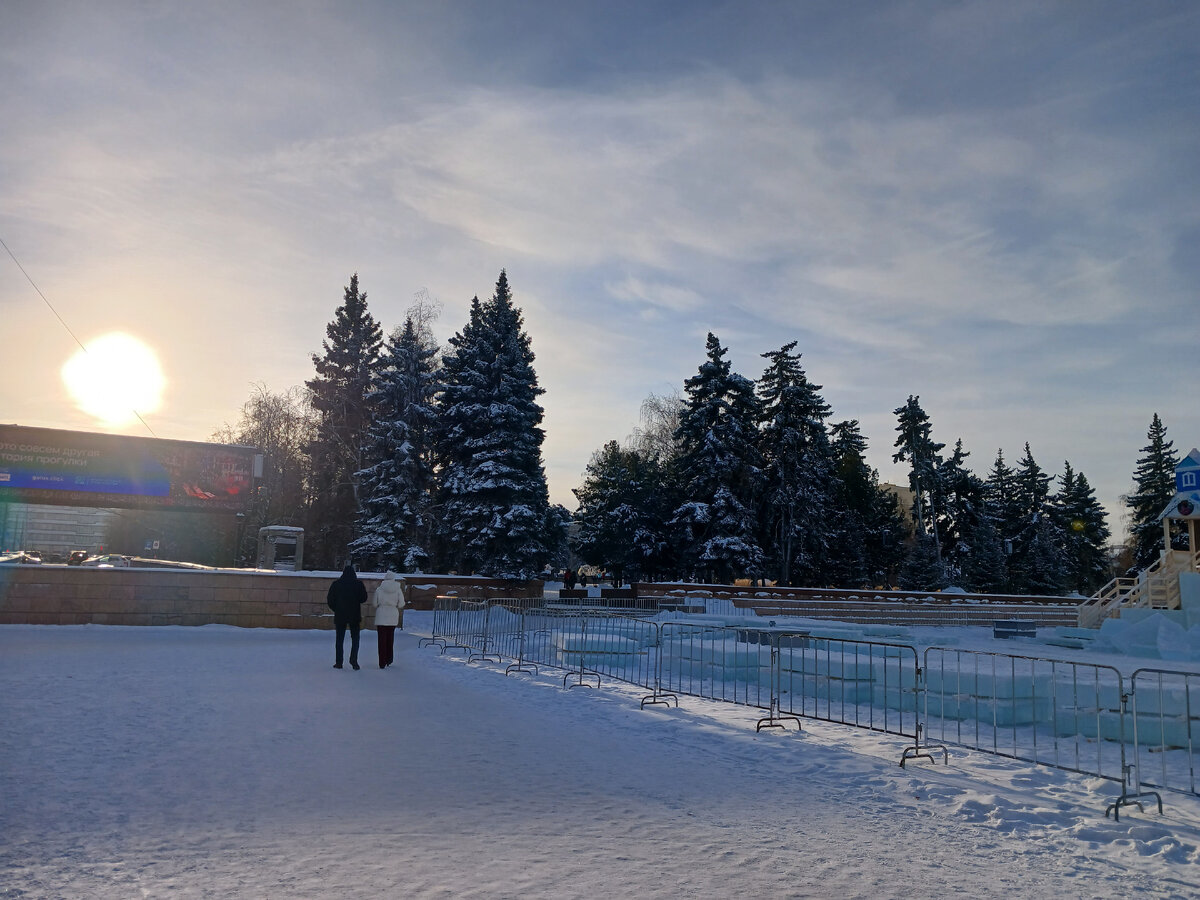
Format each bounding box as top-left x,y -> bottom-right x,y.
0,566 -> 542,629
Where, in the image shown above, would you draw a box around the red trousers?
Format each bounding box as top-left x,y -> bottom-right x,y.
376,625 -> 396,668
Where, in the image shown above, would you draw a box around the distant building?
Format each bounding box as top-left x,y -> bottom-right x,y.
0,502 -> 116,559
880,483 -> 916,537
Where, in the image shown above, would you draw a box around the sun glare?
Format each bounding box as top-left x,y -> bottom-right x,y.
61,332 -> 166,426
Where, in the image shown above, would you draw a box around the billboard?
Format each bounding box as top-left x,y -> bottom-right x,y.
0,424 -> 261,513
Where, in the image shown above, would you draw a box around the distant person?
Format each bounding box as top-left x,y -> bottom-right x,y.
327,564 -> 367,670
564,569 -> 575,590
372,571 -> 406,669
578,571 -> 587,588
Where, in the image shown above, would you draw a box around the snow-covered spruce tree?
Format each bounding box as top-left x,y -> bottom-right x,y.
756,342 -> 836,586
572,441 -> 672,587
892,396 -> 945,561
305,273 -> 383,569
983,449 -> 1023,589
1125,413 -> 1183,570
934,439 -> 991,587
349,315 -> 439,572
959,514 -> 1008,594
898,534 -> 949,592
828,420 -> 907,588
670,333 -> 764,584
1053,462 -> 1112,595
434,272 -> 559,579
1008,443 -> 1067,594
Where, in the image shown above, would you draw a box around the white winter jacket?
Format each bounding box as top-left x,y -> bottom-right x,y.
372,572 -> 406,627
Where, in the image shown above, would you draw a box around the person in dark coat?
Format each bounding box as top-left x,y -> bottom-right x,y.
327,564 -> 367,670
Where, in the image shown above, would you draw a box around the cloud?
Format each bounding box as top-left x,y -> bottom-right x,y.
1,2 -> 1196,528
607,277 -> 704,317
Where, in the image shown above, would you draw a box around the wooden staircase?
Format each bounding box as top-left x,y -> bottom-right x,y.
1079,548 -> 1200,628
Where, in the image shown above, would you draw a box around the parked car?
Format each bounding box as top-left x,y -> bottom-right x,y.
81,554 -> 132,568
68,550 -> 89,566
0,551 -> 42,565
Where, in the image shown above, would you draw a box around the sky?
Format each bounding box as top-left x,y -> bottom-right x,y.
2,1 -> 1198,537
3,611 -> 1200,897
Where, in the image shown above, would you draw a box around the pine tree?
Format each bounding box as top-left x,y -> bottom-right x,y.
671,333 -> 764,584
1125,413 -> 1181,570
960,514 -> 1008,594
829,420 -> 907,588
434,272 -> 559,579
756,342 -> 835,586
1053,462 -> 1112,594
898,534 -> 948,592
984,449 -> 1022,542
1016,516 -> 1069,595
349,316 -> 439,572
1009,443 -> 1067,593
933,439 -> 987,585
1014,443 -> 1052,521
305,274 -> 383,569
892,396 -> 945,557
572,442 -> 672,587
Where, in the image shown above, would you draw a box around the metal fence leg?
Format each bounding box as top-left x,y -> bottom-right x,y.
505,605 -> 539,676
563,616 -> 601,689
641,622 -> 678,709
900,664 -> 947,767
756,638 -> 801,732
899,723 -> 948,767
419,596 -> 450,650
1105,685 -> 1164,820
468,601 -> 502,665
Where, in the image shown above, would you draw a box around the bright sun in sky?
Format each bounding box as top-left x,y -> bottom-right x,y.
61,332 -> 166,427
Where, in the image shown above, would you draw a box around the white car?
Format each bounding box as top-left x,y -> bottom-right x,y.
81,554 -> 132,568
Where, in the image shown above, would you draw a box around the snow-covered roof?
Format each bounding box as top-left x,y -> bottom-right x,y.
1160,490 -> 1200,521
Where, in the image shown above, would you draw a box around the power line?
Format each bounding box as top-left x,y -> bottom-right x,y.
0,235 -> 158,437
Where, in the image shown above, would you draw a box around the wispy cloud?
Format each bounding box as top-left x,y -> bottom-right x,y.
1,2 -> 1196,529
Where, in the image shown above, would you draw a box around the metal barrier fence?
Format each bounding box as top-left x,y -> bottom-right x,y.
657,621 -> 773,710
1129,668 -> 1199,808
421,597 -> 1200,818
778,633 -> 942,765
656,623 -> 941,762
923,648 -> 1129,787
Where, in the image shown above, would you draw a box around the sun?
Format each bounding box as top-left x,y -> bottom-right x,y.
61,332 -> 166,426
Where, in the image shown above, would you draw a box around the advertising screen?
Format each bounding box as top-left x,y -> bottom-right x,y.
0,424 -> 260,513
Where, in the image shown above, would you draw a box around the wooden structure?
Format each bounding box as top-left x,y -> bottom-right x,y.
1081,447 -> 1200,627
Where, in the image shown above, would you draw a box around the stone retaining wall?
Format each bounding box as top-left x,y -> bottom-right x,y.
0,566 -> 541,629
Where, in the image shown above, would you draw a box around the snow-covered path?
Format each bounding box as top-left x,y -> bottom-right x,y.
3,620 -> 1199,898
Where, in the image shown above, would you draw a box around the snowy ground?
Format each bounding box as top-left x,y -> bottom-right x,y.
3,613 -> 1200,899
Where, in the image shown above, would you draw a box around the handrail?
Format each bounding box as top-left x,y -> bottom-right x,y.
1081,544 -> 1200,627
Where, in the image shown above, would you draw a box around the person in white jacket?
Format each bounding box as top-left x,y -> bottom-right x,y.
372,571 -> 406,669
